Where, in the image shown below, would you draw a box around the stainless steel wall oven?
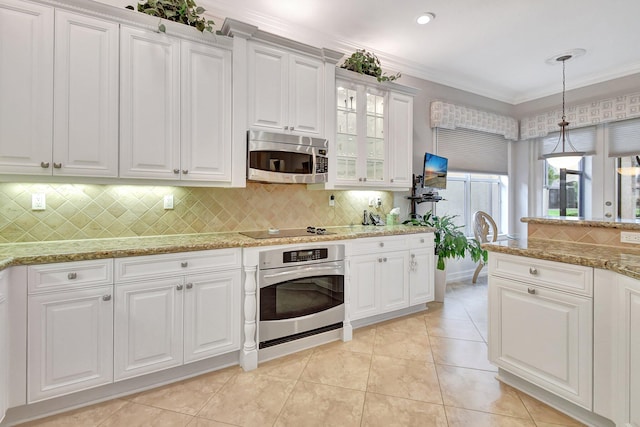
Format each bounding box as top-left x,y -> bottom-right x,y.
258,245 -> 345,348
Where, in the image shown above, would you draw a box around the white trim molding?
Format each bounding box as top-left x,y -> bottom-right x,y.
520,91 -> 640,140
430,101 -> 519,141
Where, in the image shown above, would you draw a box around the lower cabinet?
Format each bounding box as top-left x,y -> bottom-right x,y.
0,271 -> 8,423
618,273 -> 640,427
409,235 -> 434,305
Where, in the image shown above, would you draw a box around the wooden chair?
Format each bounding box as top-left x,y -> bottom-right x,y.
472,210 -> 497,284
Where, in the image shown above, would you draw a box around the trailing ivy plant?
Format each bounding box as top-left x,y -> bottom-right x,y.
341,49 -> 401,83
126,0 -> 215,33
404,210 -> 487,270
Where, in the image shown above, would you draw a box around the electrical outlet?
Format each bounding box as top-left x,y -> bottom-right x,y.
329,194 -> 335,207
32,193 -> 46,211
621,231 -> 640,244
163,195 -> 174,210
376,197 -> 382,208
368,197 -> 375,207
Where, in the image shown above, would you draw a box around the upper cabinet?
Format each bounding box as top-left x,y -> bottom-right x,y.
331,68 -> 417,190
248,42 -> 324,136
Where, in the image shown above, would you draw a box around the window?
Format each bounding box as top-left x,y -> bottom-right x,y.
437,172 -> 508,237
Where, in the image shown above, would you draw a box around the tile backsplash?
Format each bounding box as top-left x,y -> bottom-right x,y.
0,182 -> 393,243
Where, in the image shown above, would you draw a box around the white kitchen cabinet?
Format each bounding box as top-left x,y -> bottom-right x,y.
114,278 -> 183,381
387,92 -> 413,188
248,42 -> 324,136
119,25 -> 181,180
349,255 -> 379,320
0,0 -> 53,175
489,254 -> 593,410
0,271 -> 8,423
180,41 -> 232,182
409,234 -> 435,305
379,252 -> 410,312
26,259 -> 114,403
52,10 -> 119,177
618,273 -> 640,427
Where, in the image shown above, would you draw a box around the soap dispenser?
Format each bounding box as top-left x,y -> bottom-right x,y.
362,210 -> 370,225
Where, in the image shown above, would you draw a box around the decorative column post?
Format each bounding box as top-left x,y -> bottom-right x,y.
240,264 -> 258,370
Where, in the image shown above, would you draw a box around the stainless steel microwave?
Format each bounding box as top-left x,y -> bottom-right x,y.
247,131 -> 328,184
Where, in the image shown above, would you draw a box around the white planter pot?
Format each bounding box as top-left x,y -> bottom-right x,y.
434,265 -> 447,302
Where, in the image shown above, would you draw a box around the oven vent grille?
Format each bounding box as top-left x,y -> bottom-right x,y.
259,322 -> 343,349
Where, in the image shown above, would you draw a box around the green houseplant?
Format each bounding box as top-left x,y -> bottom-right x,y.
126,0 -> 215,33
341,49 -> 401,83
404,211 -> 487,270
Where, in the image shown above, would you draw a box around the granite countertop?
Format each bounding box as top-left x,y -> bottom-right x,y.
0,225 -> 434,271
522,216 -> 640,230
484,238 -> 640,280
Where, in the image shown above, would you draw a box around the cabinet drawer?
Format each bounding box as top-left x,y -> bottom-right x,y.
408,233 -> 434,249
349,235 -> 407,255
28,259 -> 113,293
115,249 -> 241,282
489,253 -> 592,296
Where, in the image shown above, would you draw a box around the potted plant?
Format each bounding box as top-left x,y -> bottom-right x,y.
341,49 -> 401,83
126,0 -> 215,33
404,211 -> 487,301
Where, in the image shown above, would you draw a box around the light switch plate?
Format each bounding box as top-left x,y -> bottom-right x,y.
32,193 -> 46,210
163,195 -> 174,210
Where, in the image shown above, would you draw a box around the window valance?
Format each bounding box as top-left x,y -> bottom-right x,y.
430,101 -> 519,141
520,92 -> 640,140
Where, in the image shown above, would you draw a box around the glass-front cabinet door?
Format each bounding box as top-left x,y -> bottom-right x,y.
335,79 -> 387,186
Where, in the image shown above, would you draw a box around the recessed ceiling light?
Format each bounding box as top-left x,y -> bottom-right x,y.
416,12 -> 435,25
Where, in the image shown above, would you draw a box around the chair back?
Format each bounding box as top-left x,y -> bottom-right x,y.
472,211 -> 498,244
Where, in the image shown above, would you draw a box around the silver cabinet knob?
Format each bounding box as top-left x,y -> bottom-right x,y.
605,201 -> 612,206
358,178 -> 363,182
390,178 -> 394,183
102,294 -> 112,301
53,162 -> 62,169
284,126 -> 289,130
182,169 -> 188,174
40,161 -> 50,168
420,238 -> 424,243
186,283 -> 193,290
173,169 -> 180,174
363,177 -> 367,182
527,288 -> 536,295
67,272 -> 77,280
411,254 -> 415,259
181,262 -> 188,268
605,213 -> 612,218
379,242 -> 384,247
529,267 -> 538,275
176,284 -> 183,291
378,258 -> 383,263
290,126 -> 295,131
383,257 -> 387,262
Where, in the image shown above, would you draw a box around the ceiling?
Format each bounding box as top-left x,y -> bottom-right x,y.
199,0 -> 640,105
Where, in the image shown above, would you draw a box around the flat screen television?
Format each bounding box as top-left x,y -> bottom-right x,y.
422,153 -> 448,189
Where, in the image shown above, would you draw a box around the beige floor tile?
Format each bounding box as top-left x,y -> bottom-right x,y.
437,365 -> 531,419
367,354 -> 442,404
475,321 -> 489,342
445,406 -> 537,427
425,300 -> 470,320
300,347 -> 372,390
517,392 -> 586,426
187,417 -> 240,426
274,380 -> 365,427
375,312 -> 428,335
373,328 -> 433,362
129,368 -> 237,415
430,336 -> 497,371
100,402 -> 193,426
361,392 -> 447,427
425,316 -> 484,341
197,372 -> 295,426
315,325 -> 376,354
17,399 -> 128,427
254,349 -> 313,380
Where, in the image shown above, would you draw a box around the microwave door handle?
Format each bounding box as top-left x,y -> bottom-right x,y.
311,148 -> 317,178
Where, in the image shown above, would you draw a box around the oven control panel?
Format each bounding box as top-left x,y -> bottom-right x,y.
283,248 -> 328,263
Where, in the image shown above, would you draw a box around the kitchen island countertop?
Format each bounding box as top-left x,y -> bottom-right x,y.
0,225 -> 434,270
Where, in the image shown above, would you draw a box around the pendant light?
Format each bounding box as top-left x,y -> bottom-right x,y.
543,54 -> 585,170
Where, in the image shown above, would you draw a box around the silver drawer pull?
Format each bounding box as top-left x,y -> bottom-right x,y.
40,161 -> 50,168
53,162 -> 62,169
176,284 -> 183,291
181,262 -> 188,268
182,169 -> 188,174
67,272 -> 77,280
379,242 -> 384,248
186,283 -> 193,290
529,267 -> 538,275
102,294 -> 112,301
173,169 -> 180,174
527,288 -> 536,295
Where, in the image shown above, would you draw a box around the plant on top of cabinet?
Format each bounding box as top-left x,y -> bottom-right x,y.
341,49 -> 401,82
404,210 -> 486,270
126,0 -> 215,33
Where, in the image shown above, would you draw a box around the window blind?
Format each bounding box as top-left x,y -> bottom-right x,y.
435,128 -> 508,175
537,126 -> 597,159
607,118 -> 640,157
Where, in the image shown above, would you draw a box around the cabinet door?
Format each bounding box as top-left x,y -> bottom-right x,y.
379,252 -> 409,312
619,275 -> 640,426
248,43 -> 287,132
363,89 -> 386,183
335,83 -> 359,184
489,276 -> 593,409
27,286 -> 113,403
0,273 -> 7,422
183,271 -> 240,363
53,10 -> 119,177
288,54 -> 324,136
0,0 -> 53,175
114,278 -> 183,381
349,255 -> 379,320
387,92 -> 413,188
410,248 -> 434,305
120,26 -> 180,179
180,41 -> 232,182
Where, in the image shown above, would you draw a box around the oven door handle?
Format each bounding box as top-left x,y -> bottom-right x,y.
260,265 -> 343,287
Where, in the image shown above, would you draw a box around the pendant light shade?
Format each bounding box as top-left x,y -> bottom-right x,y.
542,54 -> 585,169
